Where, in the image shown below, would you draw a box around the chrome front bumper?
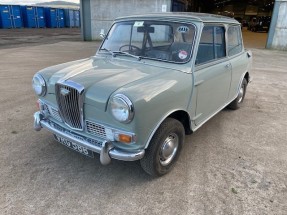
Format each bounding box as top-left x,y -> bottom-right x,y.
33,111 -> 145,165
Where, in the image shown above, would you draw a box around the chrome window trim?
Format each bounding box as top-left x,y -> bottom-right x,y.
195,23 -> 228,67
98,20 -> 198,65
227,24 -> 244,57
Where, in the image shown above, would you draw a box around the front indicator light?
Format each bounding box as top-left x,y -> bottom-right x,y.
115,133 -> 133,144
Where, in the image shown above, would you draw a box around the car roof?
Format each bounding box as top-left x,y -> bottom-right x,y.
116,12 -> 239,24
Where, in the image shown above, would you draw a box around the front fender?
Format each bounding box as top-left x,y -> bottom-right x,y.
115,70 -> 193,149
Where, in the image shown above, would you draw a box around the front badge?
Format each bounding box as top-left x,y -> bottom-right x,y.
60,88 -> 70,96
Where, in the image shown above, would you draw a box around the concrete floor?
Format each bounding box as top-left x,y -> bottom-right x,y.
0,29 -> 286,215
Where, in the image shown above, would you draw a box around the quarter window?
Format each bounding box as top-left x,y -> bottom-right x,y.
228,26 -> 243,56
196,26 -> 226,65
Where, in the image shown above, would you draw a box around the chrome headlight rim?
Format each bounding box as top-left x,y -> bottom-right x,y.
110,94 -> 134,124
32,74 -> 46,96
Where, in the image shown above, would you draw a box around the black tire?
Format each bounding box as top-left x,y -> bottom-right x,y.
228,78 -> 248,110
140,118 -> 184,177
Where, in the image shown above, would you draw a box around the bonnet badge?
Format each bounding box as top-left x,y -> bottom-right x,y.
60,88 -> 70,96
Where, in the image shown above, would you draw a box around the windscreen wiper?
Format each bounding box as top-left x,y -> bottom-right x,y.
99,48 -> 142,61
99,48 -> 115,56
112,51 -> 142,61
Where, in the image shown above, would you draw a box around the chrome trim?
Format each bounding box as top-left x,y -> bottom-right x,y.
110,94 -> 134,123
86,120 -> 107,139
85,119 -> 136,143
33,112 -> 145,163
55,80 -> 85,131
100,141 -> 114,165
98,21 -> 198,66
32,74 -> 46,96
34,112 -> 43,131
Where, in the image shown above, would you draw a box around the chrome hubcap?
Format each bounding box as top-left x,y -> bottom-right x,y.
159,133 -> 179,166
238,84 -> 244,103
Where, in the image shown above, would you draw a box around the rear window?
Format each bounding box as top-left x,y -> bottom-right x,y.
228,25 -> 243,56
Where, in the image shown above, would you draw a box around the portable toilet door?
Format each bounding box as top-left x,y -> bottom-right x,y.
74,10 -> 80,27
21,6 -> 36,28
35,7 -> 45,28
45,8 -> 57,28
64,9 -> 74,27
10,5 -> 23,28
0,5 -> 12,28
57,9 -> 65,28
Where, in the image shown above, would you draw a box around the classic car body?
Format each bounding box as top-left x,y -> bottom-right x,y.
33,13 -> 252,176
248,16 -> 271,32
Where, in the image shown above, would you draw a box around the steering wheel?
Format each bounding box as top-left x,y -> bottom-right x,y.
119,45 -> 141,55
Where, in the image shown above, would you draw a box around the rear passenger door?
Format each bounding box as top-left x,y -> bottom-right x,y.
193,25 -> 231,125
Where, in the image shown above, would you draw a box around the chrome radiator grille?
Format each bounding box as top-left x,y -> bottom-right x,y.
55,83 -> 84,130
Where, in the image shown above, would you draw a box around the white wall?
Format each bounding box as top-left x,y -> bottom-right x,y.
89,0 -> 171,40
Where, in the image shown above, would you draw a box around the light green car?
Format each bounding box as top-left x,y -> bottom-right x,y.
33,13 -> 252,176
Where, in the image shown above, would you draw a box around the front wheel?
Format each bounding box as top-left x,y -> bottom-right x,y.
228,78 -> 248,110
140,118 -> 184,177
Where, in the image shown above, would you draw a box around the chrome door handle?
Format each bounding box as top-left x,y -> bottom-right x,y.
225,63 -> 231,69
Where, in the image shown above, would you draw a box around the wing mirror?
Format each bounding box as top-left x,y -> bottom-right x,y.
100,29 -> 106,39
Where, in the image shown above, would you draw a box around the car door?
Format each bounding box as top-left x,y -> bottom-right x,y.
227,25 -> 248,101
193,25 -> 231,126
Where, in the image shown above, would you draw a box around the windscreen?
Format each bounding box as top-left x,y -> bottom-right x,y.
100,20 -> 196,63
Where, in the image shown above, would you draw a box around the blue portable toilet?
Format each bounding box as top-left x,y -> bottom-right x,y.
45,7 -> 57,28
0,5 -> 12,28
64,9 -> 80,28
57,8 -> 65,28
74,10 -> 80,27
64,9 -> 74,27
0,5 -> 23,28
21,6 -> 46,28
35,7 -> 45,28
21,6 -> 36,28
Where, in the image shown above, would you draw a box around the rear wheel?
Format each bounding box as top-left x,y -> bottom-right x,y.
228,78 -> 248,110
140,118 -> 184,177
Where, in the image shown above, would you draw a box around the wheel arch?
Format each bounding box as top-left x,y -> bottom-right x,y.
244,71 -> 250,83
144,109 -> 192,149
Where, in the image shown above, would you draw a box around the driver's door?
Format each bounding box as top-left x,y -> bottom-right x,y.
193,25 -> 231,125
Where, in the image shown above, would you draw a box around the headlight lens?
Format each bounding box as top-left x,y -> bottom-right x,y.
32,74 -> 46,96
110,94 -> 134,123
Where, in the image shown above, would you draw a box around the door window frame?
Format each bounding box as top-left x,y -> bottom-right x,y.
227,24 -> 244,58
195,23 -> 228,67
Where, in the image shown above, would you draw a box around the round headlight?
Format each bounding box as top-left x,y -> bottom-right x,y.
32,74 -> 46,96
110,94 -> 134,123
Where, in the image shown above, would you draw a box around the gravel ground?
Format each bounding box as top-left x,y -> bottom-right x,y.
0,28 -> 286,215
0,28 -> 81,49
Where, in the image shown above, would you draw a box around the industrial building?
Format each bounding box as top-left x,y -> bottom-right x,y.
80,0 -> 287,50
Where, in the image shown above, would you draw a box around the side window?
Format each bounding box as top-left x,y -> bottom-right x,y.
228,25 -> 243,56
196,25 -> 226,65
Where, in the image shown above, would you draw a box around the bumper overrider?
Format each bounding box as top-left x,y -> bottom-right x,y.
33,111 -> 145,165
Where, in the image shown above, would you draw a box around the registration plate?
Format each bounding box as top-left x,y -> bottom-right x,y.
54,135 -> 94,158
